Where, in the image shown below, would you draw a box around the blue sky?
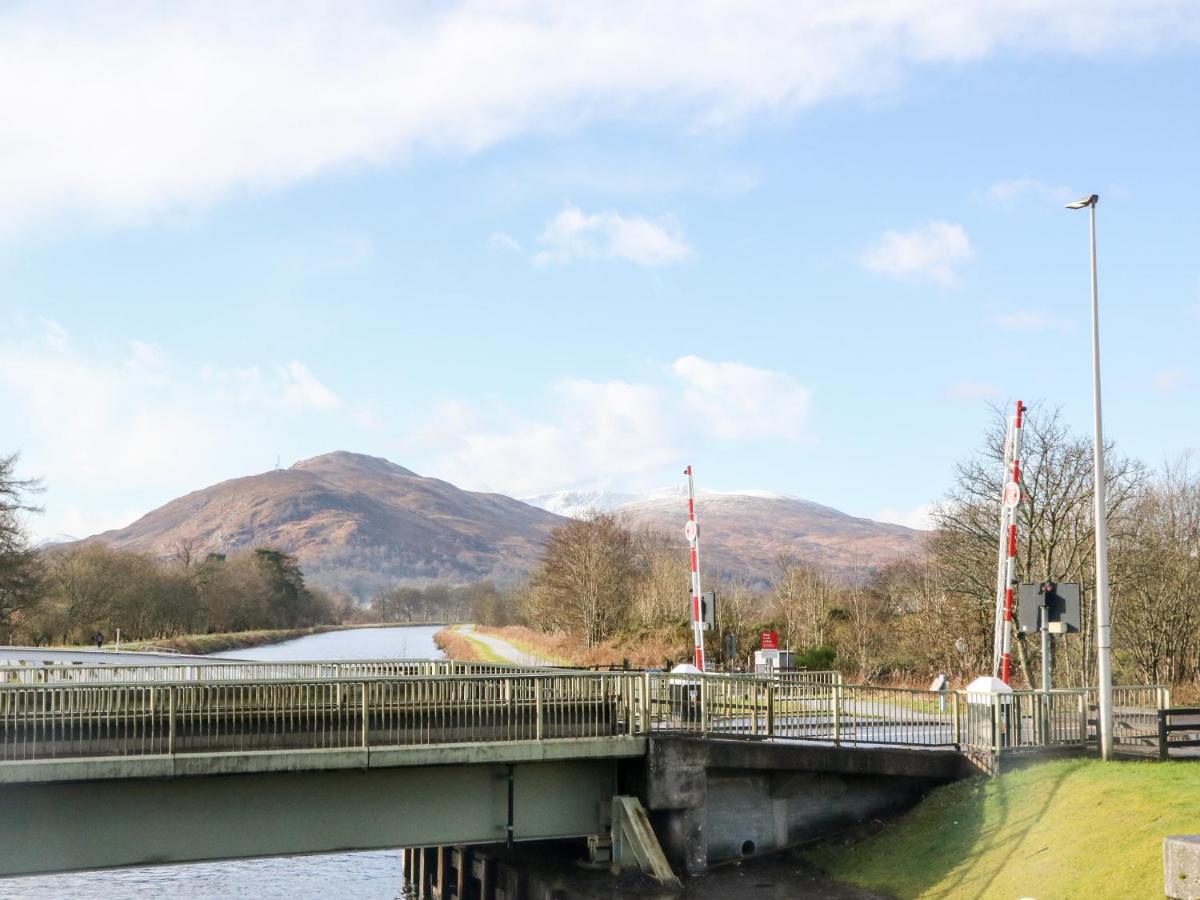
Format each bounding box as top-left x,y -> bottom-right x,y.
1,3 -> 1198,540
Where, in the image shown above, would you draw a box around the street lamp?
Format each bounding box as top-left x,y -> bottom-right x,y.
1066,192 -> 1113,760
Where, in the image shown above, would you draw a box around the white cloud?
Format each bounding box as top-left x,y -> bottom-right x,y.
411,356 -> 812,494
671,356 -> 811,440
860,221 -> 973,286
5,3 -> 1195,236
277,362 -> 343,411
1153,368 -> 1190,393
874,504 -> 935,531
534,206 -> 690,267
945,381 -> 1002,401
983,177 -> 1075,208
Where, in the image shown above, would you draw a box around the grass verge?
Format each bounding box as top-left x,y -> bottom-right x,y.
119,626 -> 342,655
807,757 -> 1200,899
433,626 -> 508,664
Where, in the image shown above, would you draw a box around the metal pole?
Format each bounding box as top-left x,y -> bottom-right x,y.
1086,198 -> 1115,760
1040,605 -> 1051,693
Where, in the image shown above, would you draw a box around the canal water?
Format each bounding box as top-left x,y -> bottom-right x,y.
3,626 -> 874,899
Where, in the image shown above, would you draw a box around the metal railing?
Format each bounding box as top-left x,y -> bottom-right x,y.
0,668 -> 1169,765
0,659 -> 550,685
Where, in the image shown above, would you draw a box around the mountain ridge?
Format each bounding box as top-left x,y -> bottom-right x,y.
77,451 -> 925,597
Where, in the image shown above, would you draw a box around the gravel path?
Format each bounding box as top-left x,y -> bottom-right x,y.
456,625 -> 558,667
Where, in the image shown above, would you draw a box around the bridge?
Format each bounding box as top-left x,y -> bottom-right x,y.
0,659 -> 1168,880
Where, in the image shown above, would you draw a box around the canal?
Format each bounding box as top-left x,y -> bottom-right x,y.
3,625 -> 873,899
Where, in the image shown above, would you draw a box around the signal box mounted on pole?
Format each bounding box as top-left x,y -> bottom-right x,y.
1017,581 -> 1081,634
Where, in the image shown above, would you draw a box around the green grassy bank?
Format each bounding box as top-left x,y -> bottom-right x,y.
808,758 -> 1200,899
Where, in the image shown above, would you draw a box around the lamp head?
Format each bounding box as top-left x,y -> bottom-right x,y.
1065,194 -> 1099,210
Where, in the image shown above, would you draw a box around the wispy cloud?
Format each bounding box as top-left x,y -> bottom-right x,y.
0,321 -> 358,539
990,309 -> 1072,333
983,177 -> 1075,209
1153,368 -> 1191,393
534,206 -> 690,267
945,381 -> 1002,401
860,222 -> 972,287
874,504 -> 934,531
410,356 -> 812,494
487,232 -> 522,254
671,356 -> 811,440
2,4 -> 1197,236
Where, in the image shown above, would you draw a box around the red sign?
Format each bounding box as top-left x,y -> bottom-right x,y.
760,631 -> 779,650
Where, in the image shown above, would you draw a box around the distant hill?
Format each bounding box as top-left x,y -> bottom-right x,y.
77,453 -> 925,599
525,487 -> 925,585
81,452 -> 565,598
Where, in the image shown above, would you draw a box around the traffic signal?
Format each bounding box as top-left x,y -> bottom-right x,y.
701,591 -> 716,631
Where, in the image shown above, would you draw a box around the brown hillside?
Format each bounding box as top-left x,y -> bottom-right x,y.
83,452 -> 565,597
616,492 -> 925,586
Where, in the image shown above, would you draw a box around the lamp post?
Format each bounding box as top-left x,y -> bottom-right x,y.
1066,192 -> 1113,760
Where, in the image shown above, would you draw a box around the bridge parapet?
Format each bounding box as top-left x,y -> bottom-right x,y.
0,668 -> 1169,775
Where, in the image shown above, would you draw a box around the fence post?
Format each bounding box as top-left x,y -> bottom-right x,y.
751,681 -> 759,736
766,682 -> 775,737
1077,692 -> 1087,747
952,691 -> 961,748
167,685 -> 176,755
1158,710 -> 1169,762
699,678 -> 709,733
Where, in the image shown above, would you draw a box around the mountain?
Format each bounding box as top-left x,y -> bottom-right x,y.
525,488 -> 925,584
82,452 -> 565,598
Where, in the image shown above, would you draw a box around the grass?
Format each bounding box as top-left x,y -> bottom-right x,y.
807,757 -> 1200,899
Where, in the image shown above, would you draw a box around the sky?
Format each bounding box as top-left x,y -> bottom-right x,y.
2,1 -> 1199,541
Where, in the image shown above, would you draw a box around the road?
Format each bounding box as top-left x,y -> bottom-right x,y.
454,625 -> 558,667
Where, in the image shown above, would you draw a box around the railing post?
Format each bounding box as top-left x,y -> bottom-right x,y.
1078,692 -> 1087,747
699,678 -> 708,734
1158,710 -> 1169,762
167,685 -> 176,755
626,675 -> 636,737
640,672 -> 651,734
993,694 -> 1003,755
952,691 -> 961,748
535,677 -> 544,741
360,682 -> 369,748
766,681 -> 775,737
832,683 -> 842,745
750,681 -> 759,736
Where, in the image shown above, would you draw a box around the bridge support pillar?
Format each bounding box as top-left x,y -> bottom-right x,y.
636,736 -> 708,875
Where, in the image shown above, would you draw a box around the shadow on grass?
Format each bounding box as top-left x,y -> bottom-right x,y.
808,759 -> 1081,899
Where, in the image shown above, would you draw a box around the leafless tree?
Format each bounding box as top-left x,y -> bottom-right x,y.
527,512 -> 639,647
933,403 -> 1145,687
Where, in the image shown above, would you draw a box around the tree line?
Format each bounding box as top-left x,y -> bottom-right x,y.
0,455 -> 350,645
508,405 -> 1200,689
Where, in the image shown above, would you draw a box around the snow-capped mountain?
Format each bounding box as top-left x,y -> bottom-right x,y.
524,486 -> 925,583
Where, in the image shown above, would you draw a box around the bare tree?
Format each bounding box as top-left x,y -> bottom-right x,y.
933,403 -> 1145,687
772,554 -> 838,650
527,513 -> 639,647
1113,455 -> 1200,684
0,453 -> 44,635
